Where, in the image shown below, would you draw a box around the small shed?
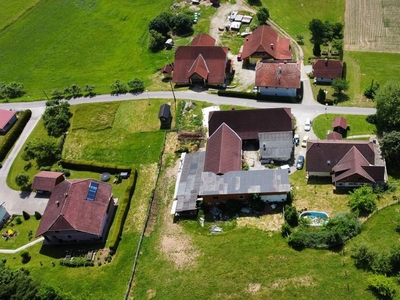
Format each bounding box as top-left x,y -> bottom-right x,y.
158,104 -> 172,129
32,171 -> 65,193
332,116 -> 348,136
161,63 -> 174,79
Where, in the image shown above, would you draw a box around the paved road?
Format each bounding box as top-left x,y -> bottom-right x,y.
0,91 -> 376,215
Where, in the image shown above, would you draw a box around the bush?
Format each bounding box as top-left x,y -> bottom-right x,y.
367,274 -> 396,299
351,243 -> 376,270
34,211 -> 42,220
20,251 -> 31,264
15,217 -> 22,225
366,114 -> 377,124
40,166 -> 51,171
22,211 -> 30,221
348,186 -> 376,215
281,222 -> 292,237
284,205 -> 298,227
108,169 -> 138,251
59,257 -> 94,267
127,78 -> 145,94
0,110 -> 31,161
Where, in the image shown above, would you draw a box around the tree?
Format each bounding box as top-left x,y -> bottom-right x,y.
0,266 -> 38,300
364,80 -> 379,99
309,19 -> 325,46
43,100 -> 72,137
172,14 -> 193,35
317,88 -> 326,103
367,274 -> 396,299
149,29 -> 166,52
351,242 -> 376,270
380,131 -> 400,166
296,34 -> 304,45
51,89 -> 63,100
15,174 -> 30,187
110,79 -> 127,95
23,140 -> 60,167
375,82 -> 400,130
127,78 -> 145,94
332,78 -> 349,95
83,84 -> 95,97
248,193 -> 265,212
0,82 -> 25,99
284,205 -> 298,227
69,84 -> 81,98
148,12 -> 173,36
348,185 -> 376,215
256,7 -> 270,24
20,251 -> 31,264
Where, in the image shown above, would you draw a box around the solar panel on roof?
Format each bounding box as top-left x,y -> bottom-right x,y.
86,181 -> 99,201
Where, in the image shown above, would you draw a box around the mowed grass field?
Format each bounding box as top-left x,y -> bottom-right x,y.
0,0 -> 174,100
63,100 -> 169,165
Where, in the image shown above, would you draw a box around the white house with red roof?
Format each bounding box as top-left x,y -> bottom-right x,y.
255,61 -> 301,97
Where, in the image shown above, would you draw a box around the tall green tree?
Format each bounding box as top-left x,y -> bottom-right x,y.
148,12 -> 173,36
127,78 -> 145,94
381,131 -> 400,166
110,79 -> 127,95
172,14 -> 193,35
23,140 -> 60,167
256,7 -> 270,24
332,78 -> 349,95
43,100 -> 72,137
309,19 -> 325,46
149,29 -> 166,52
348,186 -> 376,215
15,174 -> 30,187
375,82 -> 400,129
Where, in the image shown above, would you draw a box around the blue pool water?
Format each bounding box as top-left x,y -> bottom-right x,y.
299,211 -> 329,226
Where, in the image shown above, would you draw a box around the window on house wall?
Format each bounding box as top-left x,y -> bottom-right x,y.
212,196 -> 219,200
238,195 -> 244,199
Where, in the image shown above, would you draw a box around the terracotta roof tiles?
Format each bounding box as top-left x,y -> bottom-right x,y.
255,61 -> 301,89
313,59 -> 343,79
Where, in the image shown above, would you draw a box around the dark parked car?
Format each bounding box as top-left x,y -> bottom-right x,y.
296,155 -> 305,170
293,134 -> 300,147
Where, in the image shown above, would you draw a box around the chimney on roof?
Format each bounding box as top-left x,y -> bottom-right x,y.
325,57 -> 328,66
56,201 -> 60,207
246,38 -> 249,41
270,43 -> 274,50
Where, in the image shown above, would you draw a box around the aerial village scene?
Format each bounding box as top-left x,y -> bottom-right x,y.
0,0 -> 400,299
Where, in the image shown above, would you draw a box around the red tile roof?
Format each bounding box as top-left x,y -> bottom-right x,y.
36,179 -> 113,237
326,132 -> 342,140
306,140 -> 375,173
204,123 -> 242,174
208,108 -> 294,140
332,116 -> 347,130
0,109 -> 16,130
332,147 -> 384,183
241,25 -> 292,60
161,63 -> 174,75
172,46 -> 228,85
255,61 -> 301,89
31,171 -> 65,192
312,59 -> 343,79
191,34 -> 216,46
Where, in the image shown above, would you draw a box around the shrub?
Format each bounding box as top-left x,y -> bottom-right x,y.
20,251 -> 31,264
22,211 -> 30,221
0,110 -> 31,161
366,114 -> 377,124
351,243 -> 376,270
15,174 -> 30,188
281,222 -> 291,237
284,205 -> 298,227
348,186 -> 376,215
34,211 -> 42,220
59,159 -> 131,174
40,166 -> 51,171
59,257 -> 94,267
367,274 -> 396,299
15,217 -> 22,225
287,231 -> 305,249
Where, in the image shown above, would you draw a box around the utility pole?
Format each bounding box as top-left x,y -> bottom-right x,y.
169,80 -> 177,111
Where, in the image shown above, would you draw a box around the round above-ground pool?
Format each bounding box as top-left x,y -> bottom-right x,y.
299,211 -> 329,226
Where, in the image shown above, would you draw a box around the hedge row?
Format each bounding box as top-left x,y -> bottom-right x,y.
0,110 -> 32,162
59,258 -> 94,267
59,158 -> 131,174
217,90 -> 300,103
109,169 -> 138,251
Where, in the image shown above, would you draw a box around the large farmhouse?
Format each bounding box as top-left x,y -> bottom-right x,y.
172,34 -> 230,87
241,25 -> 292,65
36,179 -> 114,243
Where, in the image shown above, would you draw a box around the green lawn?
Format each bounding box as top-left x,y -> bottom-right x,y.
64,100 -> 167,165
0,217 -> 41,250
0,0 -> 41,31
312,114 -> 377,140
0,0 -> 175,101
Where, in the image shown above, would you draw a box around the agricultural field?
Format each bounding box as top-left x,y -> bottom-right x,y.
344,0 -> 400,53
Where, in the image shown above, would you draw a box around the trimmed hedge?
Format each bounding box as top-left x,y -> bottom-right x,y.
59,257 -> 94,267
218,90 -> 301,103
108,169 -> 138,251
59,158 -> 131,174
0,110 -> 32,162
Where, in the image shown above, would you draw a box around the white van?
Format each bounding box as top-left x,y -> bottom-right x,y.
278,164 -> 290,173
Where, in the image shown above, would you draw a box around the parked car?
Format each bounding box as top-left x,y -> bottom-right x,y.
296,155 -> 305,170
304,118 -> 312,131
293,134 -> 300,146
237,53 -> 242,61
301,136 -> 309,147
278,164 -> 290,173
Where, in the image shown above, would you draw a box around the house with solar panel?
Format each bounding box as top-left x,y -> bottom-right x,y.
36,179 -> 114,243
